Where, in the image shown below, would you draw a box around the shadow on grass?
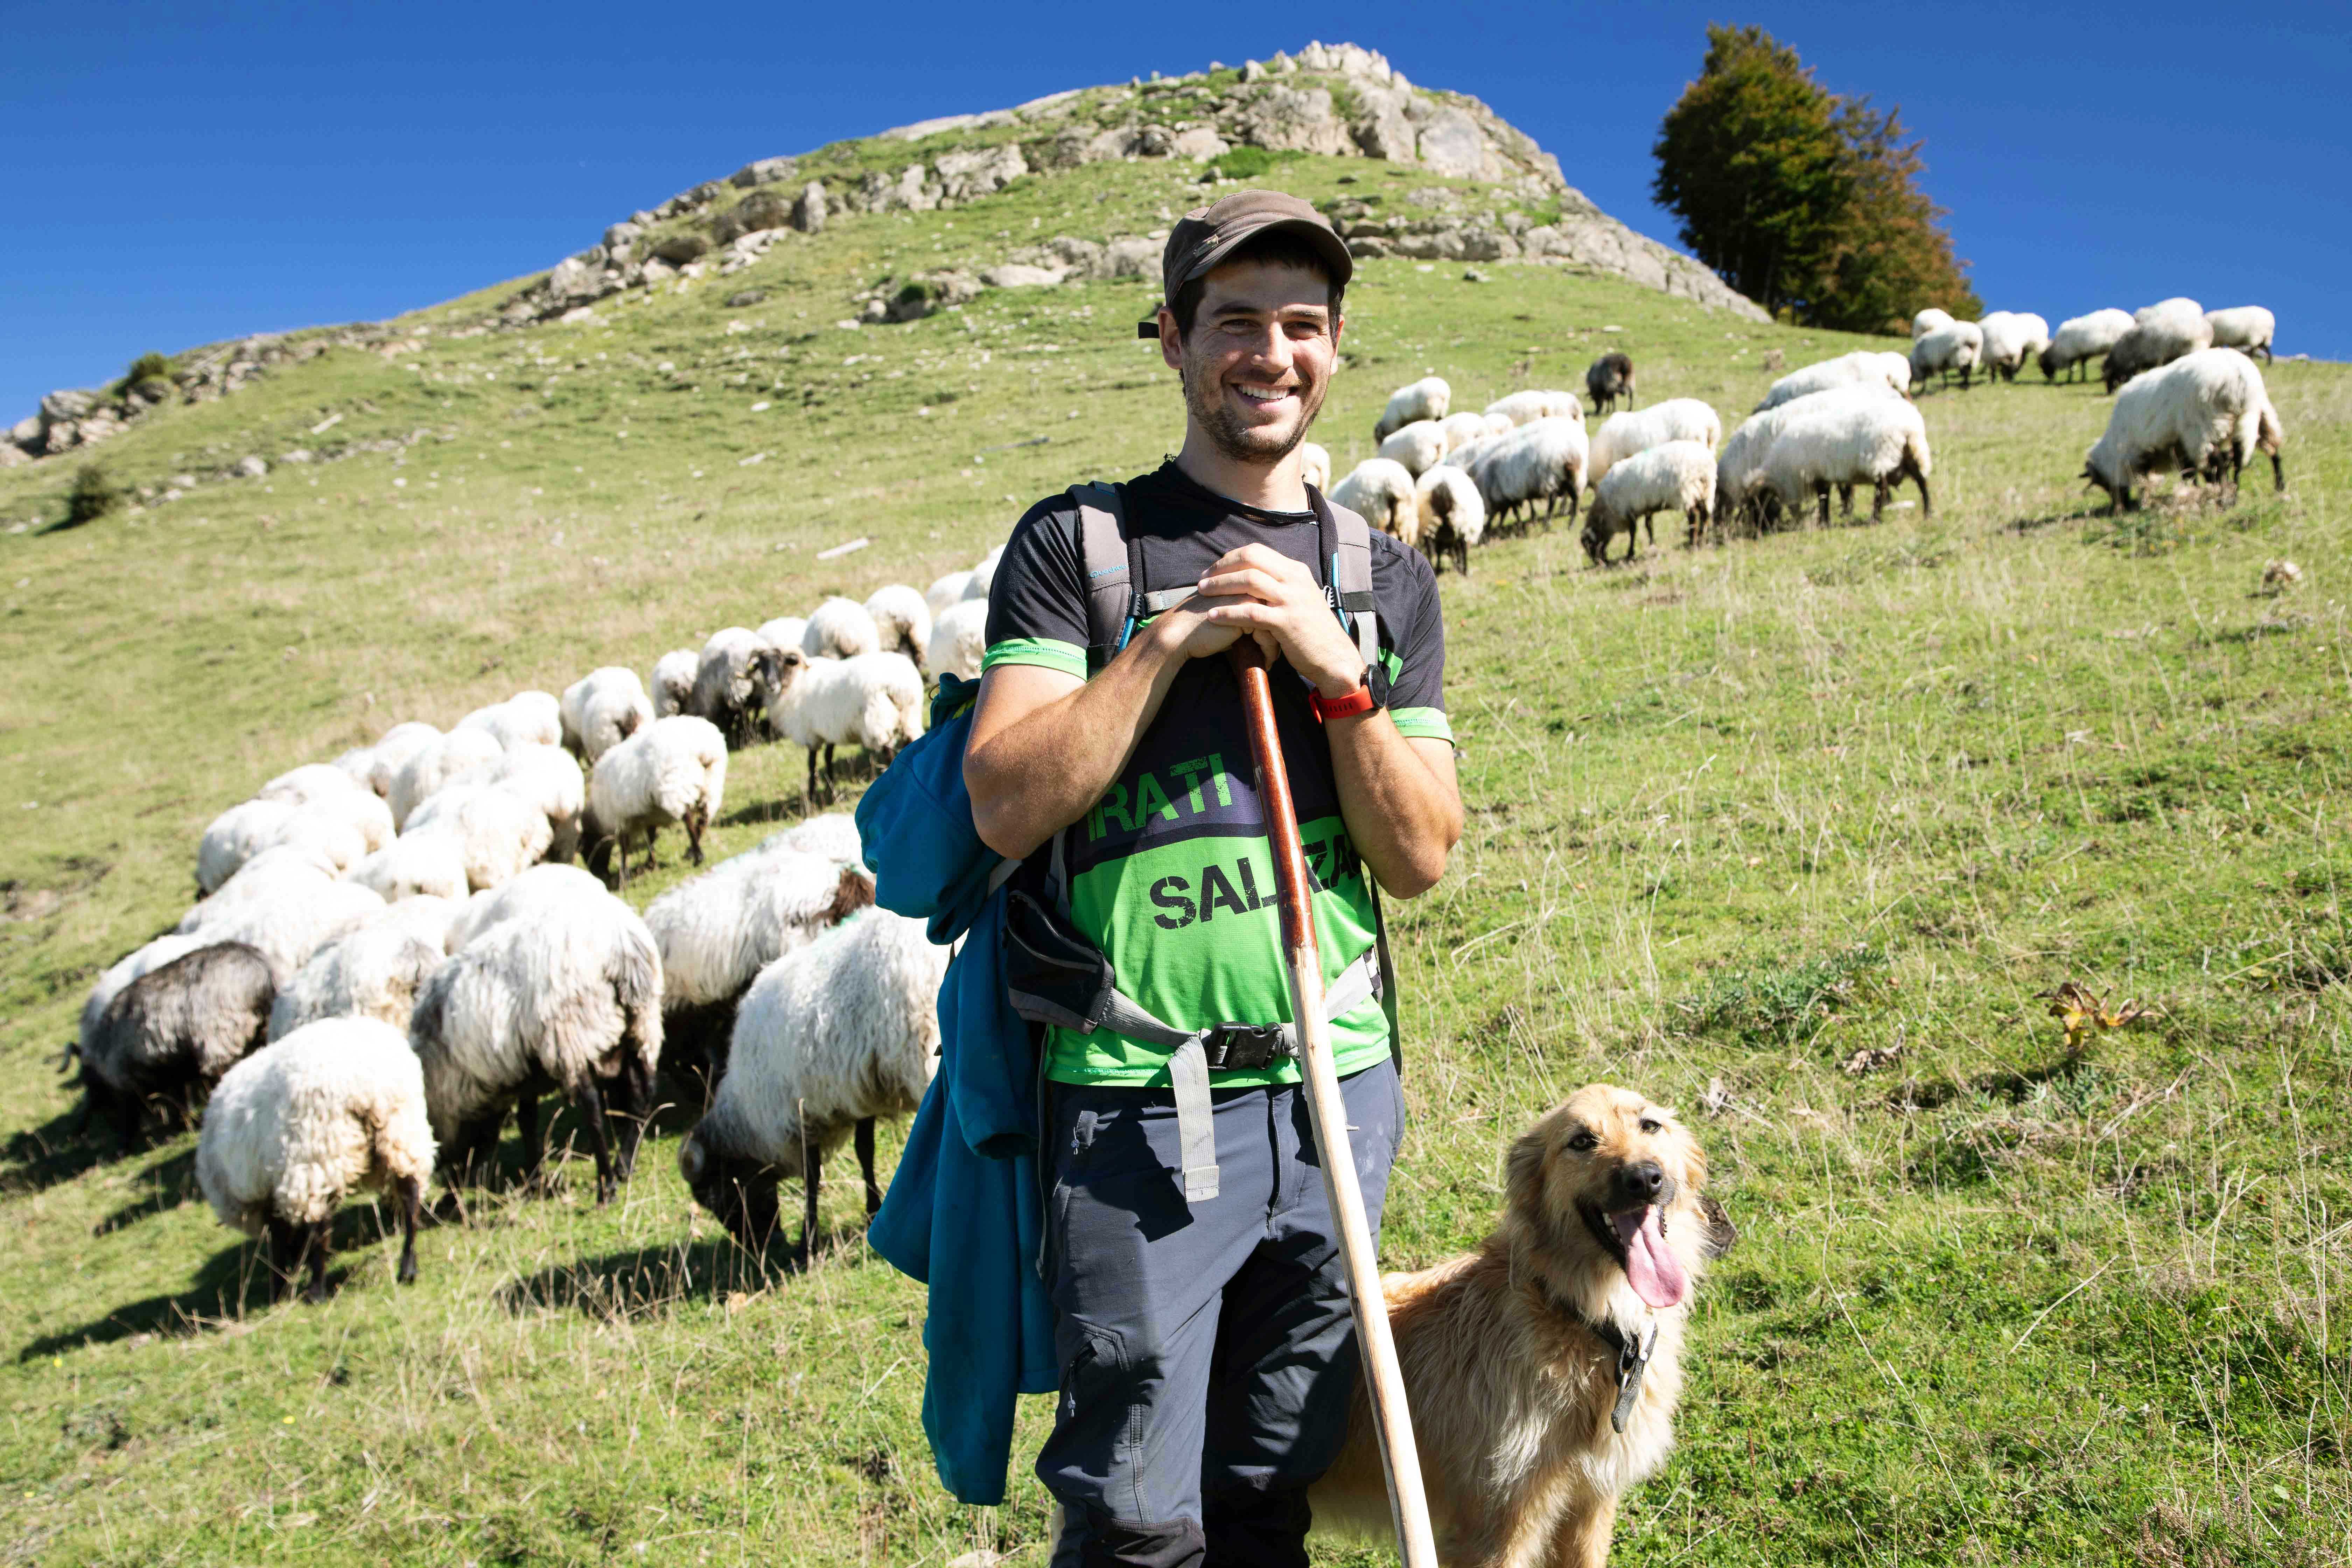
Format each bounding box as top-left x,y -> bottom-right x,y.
496,1222 -> 870,1322
91,1146 -> 200,1236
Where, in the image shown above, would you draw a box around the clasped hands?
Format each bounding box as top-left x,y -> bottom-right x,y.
1162,543 -> 1367,700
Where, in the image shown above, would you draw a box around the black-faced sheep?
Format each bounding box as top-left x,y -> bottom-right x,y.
1586,351 -> 1636,415
689,628 -> 788,748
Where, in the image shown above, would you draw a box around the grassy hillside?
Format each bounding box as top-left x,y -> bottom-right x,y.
2,149 -> 2346,1566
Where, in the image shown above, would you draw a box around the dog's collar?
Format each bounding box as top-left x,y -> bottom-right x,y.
1531,1276 -> 1658,1434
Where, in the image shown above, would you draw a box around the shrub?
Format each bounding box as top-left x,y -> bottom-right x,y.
122,351 -> 170,385
63,466 -> 121,529
1675,943 -> 1886,1049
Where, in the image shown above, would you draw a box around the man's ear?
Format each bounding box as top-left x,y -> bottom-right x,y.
1157,305 -> 1183,372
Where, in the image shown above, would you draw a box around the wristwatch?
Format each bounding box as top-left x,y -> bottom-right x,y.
1308,665 -> 1384,723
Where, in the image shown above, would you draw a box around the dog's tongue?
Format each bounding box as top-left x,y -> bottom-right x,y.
1613,1206 -> 1688,1309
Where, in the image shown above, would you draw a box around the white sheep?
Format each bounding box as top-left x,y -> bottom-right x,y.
257,765 -> 396,853
364,722 -> 441,799
769,650 -> 925,805
677,910 -> 948,1262
330,746 -> 377,790
756,615 -> 810,654
78,942 -> 276,1148
1721,387 -> 1906,529
924,573 -> 974,615
387,727 -> 504,831
1376,420 -> 1449,477
862,584 -> 932,670
1460,415 -> 1588,533
180,876 -> 388,984
690,627 -> 788,747
197,1017 -> 435,1301
1757,351 -> 1913,412
2204,306 -> 2275,362
1414,465 -> 1485,576
650,649 -> 700,718
2105,298 -> 2213,392
1329,457 -> 1421,544
1435,412 -> 1490,452
1909,323 -> 1984,391
267,917 -> 446,1041
196,798 -> 369,895
457,691 -> 561,751
1758,393 -> 1933,526
2084,347 -> 2275,511
582,714 -> 728,884
1911,307 -> 1955,341
760,812 -> 863,864
560,668 -> 653,764
1373,376 -> 1451,443
1297,441 -> 1332,494
1588,398 -> 1722,485
2039,309 -> 2135,382
410,886 -> 663,1203
1581,440 -> 1718,564
926,597 -> 989,682
400,784 -> 556,891
177,843 -> 342,933
448,741 -> 586,861
348,830 -> 472,902
446,864 -> 610,952
1977,312 -> 2052,383
644,841 -> 876,1091
967,544 -> 1005,600
803,596 -> 883,660
1483,390 -> 1583,428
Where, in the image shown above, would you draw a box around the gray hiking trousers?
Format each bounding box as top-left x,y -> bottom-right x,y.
1037,1057 -> 1405,1568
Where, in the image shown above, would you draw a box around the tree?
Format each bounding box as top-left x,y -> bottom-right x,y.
1652,26 -> 1979,332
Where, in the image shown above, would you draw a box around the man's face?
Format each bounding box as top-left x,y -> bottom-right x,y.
1160,258 -> 1342,465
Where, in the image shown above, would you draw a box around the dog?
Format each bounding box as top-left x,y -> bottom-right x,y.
1311,1084 -> 1736,1567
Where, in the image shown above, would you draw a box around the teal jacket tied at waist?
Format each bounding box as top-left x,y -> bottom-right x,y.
860,675 -> 1058,1506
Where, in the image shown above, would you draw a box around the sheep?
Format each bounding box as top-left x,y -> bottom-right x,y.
196,1017 -> 434,1302
2205,306 -> 2275,362
1483,390 -> 1583,428
348,830 -> 472,902
803,596 -> 883,660
927,597 -> 989,682
644,842 -> 876,1094
863,584 -> 932,670
1721,387 -> 1911,531
180,877 -> 388,984
448,742 -> 586,862
330,746 -> 377,790
1435,412 -> 1490,452
1910,322 -> 1984,391
1373,376 -> 1450,443
410,887 -> 663,1204
399,784 -> 556,891
1757,351 -> 1913,411
1459,415 -> 1588,533
1585,351 -> 1636,415
79,943 -> 275,1149
761,812 -> 863,865
177,843 -> 342,933
2040,309 -> 2135,383
1975,312 -> 2053,383
650,649 -> 699,718
457,691 -> 562,751
1329,457 -> 1420,543
560,668 -> 653,764
1758,393 -> 1934,526
769,651 -> 925,806
688,627 -> 788,747
1581,440 -> 1718,564
257,765 -> 396,853
446,864 -> 610,952
267,917 -> 446,1041
2084,347 -> 2276,511
1297,440 -> 1332,494
364,722 -> 441,798
1588,398 -> 1722,485
196,799 -> 368,895
582,715 -> 728,884
756,615 -> 810,654
968,543 -> 1005,600
1414,465 -> 1486,577
2105,299 -> 2213,393
1912,307 -> 1955,340
1376,420 -> 1448,477
678,910 -> 948,1264
387,727 -> 503,831
77,932 -> 208,1081
924,573 -> 974,615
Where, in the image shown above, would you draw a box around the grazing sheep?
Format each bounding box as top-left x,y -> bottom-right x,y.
267,918 -> 446,1041
400,784 -> 556,891
1910,323 -> 1984,391
650,649 -> 699,718
448,742 -> 586,862
178,843 -> 342,933
77,932 -> 209,1086
1721,388 -> 1910,530
924,573 -> 974,615
196,799 -> 368,895
645,843 -> 876,1092
1414,465 -> 1486,577
1483,390 -> 1583,428
1435,412 -> 1490,453
1377,420 -> 1449,477
756,616 -> 810,654
2105,299 -> 2213,393
387,727 -> 504,831
967,544 -> 1005,601
926,597 -> 989,682
197,1017 -> 435,1302
803,596 -> 883,661
690,627 -> 789,747
1588,399 -> 1723,485
349,830 -> 472,903
79,943 -> 275,1148
1582,440 -> 1718,564
257,765 -> 396,853
1759,394 -> 1934,526
181,877 -> 388,984
1298,441 -> 1332,494
1912,307 -> 1955,341
761,812 -> 863,865
2040,309 -> 2135,382
582,715 -> 728,884
1329,457 -> 1421,543
560,668 -> 653,764
678,910 -> 947,1263
446,864 -> 610,952
410,888 -> 663,1204
1585,352 -> 1636,415
1757,351 -> 1913,412
1976,312 -> 2045,382
863,585 -> 932,670
457,692 -> 561,751
2205,306 -> 2275,362
364,722 -> 441,799
1459,415 -> 1588,533
329,746 -> 377,790
1373,376 -> 1451,444
2084,347 -> 2277,511
769,650 -> 925,805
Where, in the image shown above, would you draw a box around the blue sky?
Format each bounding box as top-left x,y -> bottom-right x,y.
5,1 -> 2345,417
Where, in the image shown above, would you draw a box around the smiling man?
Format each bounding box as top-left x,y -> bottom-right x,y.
962,191 -> 1463,1567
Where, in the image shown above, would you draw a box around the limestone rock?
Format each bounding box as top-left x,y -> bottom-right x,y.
1169,126 -> 1228,160
603,220 -> 642,255
934,144 -> 1027,201
712,188 -> 794,244
232,455 -> 268,478
10,415 -> 42,447
979,262 -> 1065,288
731,156 -> 796,188
884,270 -> 980,322
0,442 -> 27,469
1234,86 -> 1352,155
1415,108 -> 1498,180
1105,236 -> 1163,279
652,233 -> 708,265
43,421 -> 80,455
40,389 -> 96,424
548,253 -> 607,301
792,181 -> 827,233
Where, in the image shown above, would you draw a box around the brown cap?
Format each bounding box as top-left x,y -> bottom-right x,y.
1136,189 -> 1353,338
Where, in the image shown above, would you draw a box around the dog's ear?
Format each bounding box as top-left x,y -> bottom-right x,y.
1698,1194 -> 1739,1259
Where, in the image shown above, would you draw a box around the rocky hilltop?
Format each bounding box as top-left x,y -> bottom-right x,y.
6,40 -> 1759,467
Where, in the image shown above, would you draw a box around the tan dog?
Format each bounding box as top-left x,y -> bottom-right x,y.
1312,1085 -> 1735,1567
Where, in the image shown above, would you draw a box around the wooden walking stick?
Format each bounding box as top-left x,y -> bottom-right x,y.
1227,641 -> 1438,1568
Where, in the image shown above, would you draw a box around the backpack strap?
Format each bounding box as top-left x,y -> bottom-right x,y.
1317,491 -> 1382,672
1072,482 -> 1134,660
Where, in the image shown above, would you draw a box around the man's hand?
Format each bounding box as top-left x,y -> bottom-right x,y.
1192,544 -> 1368,698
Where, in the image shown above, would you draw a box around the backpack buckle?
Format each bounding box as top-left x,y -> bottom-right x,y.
1200,1022 -> 1292,1071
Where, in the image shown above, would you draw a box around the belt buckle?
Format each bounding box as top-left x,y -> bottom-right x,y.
1202,1022 -> 1286,1071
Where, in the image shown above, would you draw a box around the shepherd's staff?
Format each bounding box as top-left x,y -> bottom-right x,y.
1226,640 -> 1437,1568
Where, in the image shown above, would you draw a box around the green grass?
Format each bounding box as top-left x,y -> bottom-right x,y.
2,149 -> 2346,1566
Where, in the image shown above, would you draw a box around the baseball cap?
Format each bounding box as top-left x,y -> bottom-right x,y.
1136,189 -> 1354,339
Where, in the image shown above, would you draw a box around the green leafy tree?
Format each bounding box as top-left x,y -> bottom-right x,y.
1653,26 -> 1979,332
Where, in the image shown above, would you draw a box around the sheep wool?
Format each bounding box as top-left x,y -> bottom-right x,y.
1911,307 -> 1955,341
2205,306 -> 2276,362
364,722 -> 441,799
79,932 -> 209,1063
445,863 -> 610,952
924,573 -> 975,615
196,798 -> 369,895
1297,441 -> 1332,495
450,742 -> 587,861
349,829 -> 473,903
1759,394 -> 1933,525
401,783 -> 557,890
690,628 -> 788,747
387,727 -> 504,831
197,1016 -> 434,1298
1329,458 -> 1421,544
1583,440 -> 1718,564
1483,389 -> 1583,428
926,597 -> 988,683
1717,385 -> 1905,524
1434,412 -> 1489,453
1977,312 -> 2052,383
803,596 -> 883,660
769,651 -> 925,804
1460,414 -> 1588,531
2040,309 -> 2135,382
1376,420 -> 1449,477
1909,323 -> 1984,391
1585,352 -> 1636,415
267,920 -> 446,1040
2106,299 -> 2214,392
2085,347 -> 2274,510
82,942 -> 276,1144
181,877 -> 389,984
1588,398 -> 1723,484
560,668 -> 653,764
178,843 -> 342,934
758,812 -> 863,865
1414,464 -> 1486,576
1373,376 -> 1451,443
650,649 -> 700,718
258,765 -> 396,853
457,692 -> 561,751
863,586 -> 932,668
584,714 -> 728,881
1757,351 -> 1912,412
967,544 -> 1005,601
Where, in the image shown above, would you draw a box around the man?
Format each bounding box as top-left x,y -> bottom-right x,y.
963,190 -> 1462,1567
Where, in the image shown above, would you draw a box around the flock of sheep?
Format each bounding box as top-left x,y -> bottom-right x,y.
70,555 -> 1012,1299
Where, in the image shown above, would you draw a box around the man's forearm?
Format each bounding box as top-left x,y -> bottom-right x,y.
1328,716 -> 1460,898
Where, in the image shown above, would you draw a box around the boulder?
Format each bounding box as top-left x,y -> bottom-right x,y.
934,144 -> 1027,201
232,455 -> 268,478
1169,126 -> 1228,160
731,156 -> 796,188
547,253 -> 607,301
979,263 -> 1065,289
603,219 -> 642,253
792,181 -> 827,233
42,422 -> 79,455
726,289 -> 766,308
652,233 -> 708,264
1234,87 -> 1352,155
1025,128 -> 1092,170
712,188 -> 794,244
1415,108 -> 1496,180
1104,236 -> 1163,279
0,442 -> 27,469
40,389 -> 96,424
884,270 -> 980,322
10,415 -> 41,447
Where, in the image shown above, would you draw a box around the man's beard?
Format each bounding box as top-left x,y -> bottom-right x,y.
1181,357 -> 1326,466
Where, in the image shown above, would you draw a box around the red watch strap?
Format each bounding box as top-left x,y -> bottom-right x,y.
1308,677 -> 1378,723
